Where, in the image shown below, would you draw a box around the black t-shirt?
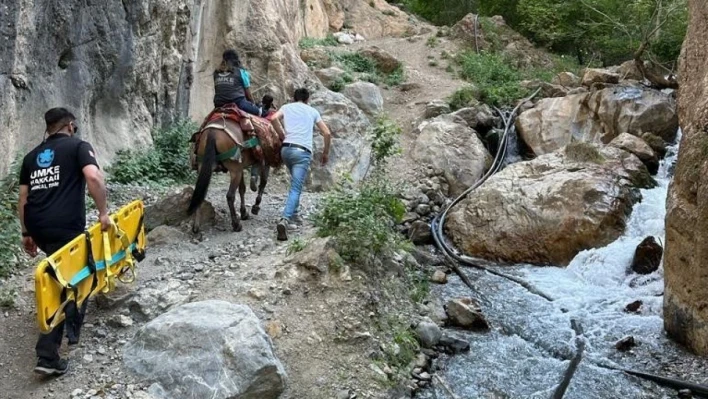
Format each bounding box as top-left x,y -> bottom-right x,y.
19,134 -> 99,240
213,69 -> 248,107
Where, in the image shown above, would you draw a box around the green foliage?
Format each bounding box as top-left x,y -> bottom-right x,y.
287,238 -> 306,255
330,52 -> 406,87
426,36 -> 439,48
334,52 -> 378,74
108,119 -> 197,185
370,116 -> 403,165
383,66 -> 406,87
428,59 -> 439,67
404,0 -> 686,66
0,157 -> 24,277
387,326 -> 419,368
457,51 -> 529,106
406,0 -> 479,25
314,176 -> 406,263
298,35 -> 339,49
449,85 -> 481,110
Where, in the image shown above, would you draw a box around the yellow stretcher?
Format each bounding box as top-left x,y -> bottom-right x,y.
34,200 -> 147,333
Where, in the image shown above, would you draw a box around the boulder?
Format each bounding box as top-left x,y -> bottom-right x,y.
337,33 -> 355,45
286,237 -> 342,274
516,85 -> 678,156
408,221 -> 433,246
124,301 -> 286,399
145,187 -> 215,231
625,300 -> 643,313
444,297 -> 489,330
610,133 -> 660,174
446,144 -> 654,266
451,104 -> 496,131
581,68 -> 620,86
615,336 -> 637,351
630,236 -> 663,275
323,0 -> 417,39
613,60 -> 644,81
315,67 -> 348,88
439,331 -> 470,353
521,79 -> 568,98
415,320 -> 442,348
357,46 -> 402,73
127,279 -> 189,322
641,132 -> 668,158
309,90 -> 372,190
424,100 -> 451,119
300,48 -> 332,68
664,0 -> 708,356
342,82 -> 384,117
412,115 -> 492,196
552,72 -> 581,87
430,269 -> 448,284
146,226 -> 187,246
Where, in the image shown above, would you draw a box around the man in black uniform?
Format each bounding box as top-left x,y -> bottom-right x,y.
18,107 -> 110,376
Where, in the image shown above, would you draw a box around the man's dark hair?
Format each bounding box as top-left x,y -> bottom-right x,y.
293,88 -> 310,102
261,94 -> 274,109
44,107 -> 76,131
221,49 -> 242,72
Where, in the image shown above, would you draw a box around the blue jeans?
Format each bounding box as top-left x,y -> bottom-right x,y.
281,146 -> 312,219
235,97 -> 262,116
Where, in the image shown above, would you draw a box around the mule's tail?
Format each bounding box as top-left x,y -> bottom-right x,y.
188,130 -> 216,215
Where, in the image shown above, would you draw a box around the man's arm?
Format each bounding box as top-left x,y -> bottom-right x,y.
83,165 -> 111,230
316,120 -> 332,165
18,185 -> 29,234
18,184 -> 37,257
245,88 -> 255,103
270,109 -> 286,141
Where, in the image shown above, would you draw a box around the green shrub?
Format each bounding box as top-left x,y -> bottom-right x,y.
449,85 -> 481,110
426,36 -> 439,48
329,78 -> 346,92
314,176 -> 406,263
0,288 -> 16,308
108,119 -> 197,185
383,66 -> 406,87
370,115 -> 403,165
457,51 -> 529,106
334,53 -> 378,74
287,238 -> 306,255
331,52 -> 406,87
299,35 -> 339,49
0,157 -> 23,277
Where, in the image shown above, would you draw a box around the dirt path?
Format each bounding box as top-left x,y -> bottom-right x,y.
351,31 -> 466,184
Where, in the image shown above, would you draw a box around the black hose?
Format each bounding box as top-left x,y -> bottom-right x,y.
551,320 -> 585,399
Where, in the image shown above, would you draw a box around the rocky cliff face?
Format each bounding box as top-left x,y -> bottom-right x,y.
664,0 -> 708,355
1,0 -> 414,175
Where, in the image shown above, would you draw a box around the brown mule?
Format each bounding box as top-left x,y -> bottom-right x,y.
187,120 -> 269,233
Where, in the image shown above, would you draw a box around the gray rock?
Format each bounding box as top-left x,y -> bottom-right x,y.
358,46 -> 402,73
315,67 -> 347,88
424,100 -> 451,119
415,321 -> 442,348
147,226 -> 187,246
430,270 -> 447,284
408,221 -> 433,246
309,90 -> 372,191
439,331 -> 470,353
145,187 -> 215,231
445,297 -> 490,330
286,237 -> 342,274
108,315 -> 134,328
412,115 -> 492,196
415,204 -> 431,216
124,300 -> 287,399
342,82 -> 384,117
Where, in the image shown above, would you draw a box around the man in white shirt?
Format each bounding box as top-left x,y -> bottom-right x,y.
269,88 -> 332,241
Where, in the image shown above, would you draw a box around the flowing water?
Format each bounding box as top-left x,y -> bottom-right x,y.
426,132 -> 708,398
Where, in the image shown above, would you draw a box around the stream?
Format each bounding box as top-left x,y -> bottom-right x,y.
426,132 -> 708,398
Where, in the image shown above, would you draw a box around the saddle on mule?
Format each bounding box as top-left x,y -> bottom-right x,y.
190,104 -> 282,170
